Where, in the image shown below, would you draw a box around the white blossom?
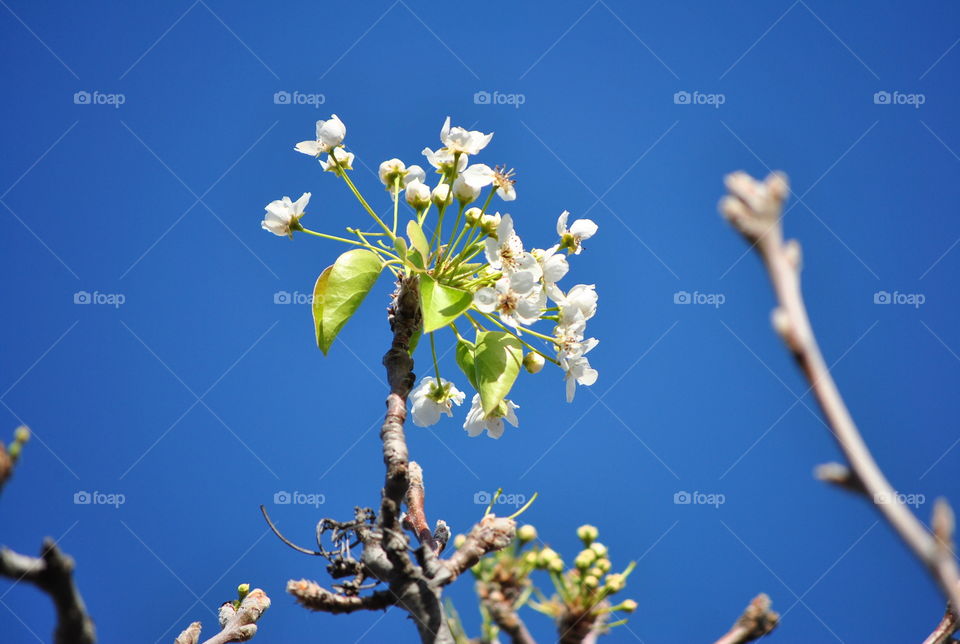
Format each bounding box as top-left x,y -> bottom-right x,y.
452,175 -> 481,203
484,214 -> 541,277
405,180 -> 432,209
533,245 -> 569,288
463,394 -> 519,439
549,283 -> 597,323
474,271 -> 544,328
262,192 -> 310,238
295,115 -> 346,156
410,377 -> 465,427
422,147 -> 467,174
561,355 -> 598,402
492,167 -> 517,201
556,211 -> 598,254
319,147 -> 354,173
440,116 -> 493,156
432,183 -> 452,207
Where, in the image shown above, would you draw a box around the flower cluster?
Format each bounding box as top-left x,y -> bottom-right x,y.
262,114 -> 600,439
448,522 -> 636,641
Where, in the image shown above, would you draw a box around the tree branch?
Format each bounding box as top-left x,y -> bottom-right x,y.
713,594 -> 778,644
481,588 -> 537,644
173,588 -> 270,644
288,579 -> 394,613
721,171 -> 960,615
923,604 -> 959,644
0,539 -> 95,644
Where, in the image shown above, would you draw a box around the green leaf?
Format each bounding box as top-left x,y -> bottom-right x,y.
318,249 -> 383,354
393,236 -> 408,264
407,220 -> 430,260
420,274 -> 473,333
311,266 -> 333,349
455,338 -> 478,390
474,331 -> 524,414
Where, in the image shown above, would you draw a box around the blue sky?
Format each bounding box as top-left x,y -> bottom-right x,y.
2,1 -> 960,642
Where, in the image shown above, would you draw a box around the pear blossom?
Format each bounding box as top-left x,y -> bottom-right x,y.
561,354 -> 598,402
432,183 -> 452,207
295,115 -> 346,156
533,245 -> 569,288
463,394 -> 519,439
262,192 -> 310,238
440,116 -> 493,156
550,283 -> 598,324
410,376 -> 466,427
554,313 -> 599,362
422,146 -> 467,174
319,147 -> 354,173
405,180 -> 431,209
557,211 -> 598,254
485,214 -> 541,277
474,271 -> 544,328
492,166 -> 517,201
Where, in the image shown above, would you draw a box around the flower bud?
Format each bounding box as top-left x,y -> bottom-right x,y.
589,542 -> 608,558
454,534 -> 467,549
237,583 -> 250,599
379,158 -> 406,187
594,558 -> 611,573
604,573 -> 625,593
405,180 -> 431,210
13,426 -> 29,444
517,524 -> 537,543
479,213 -> 501,237
576,524 -> 598,544
619,599 -> 638,613
465,207 -> 483,226
523,352 -> 545,374
522,551 -> 538,566
432,183 -> 452,207
453,176 -> 481,204
575,549 -> 596,570
583,575 -> 599,589
548,557 -> 564,573
537,547 -> 559,568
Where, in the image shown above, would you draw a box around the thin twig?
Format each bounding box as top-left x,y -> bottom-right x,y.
721,171 -> 960,615
713,594 -> 778,644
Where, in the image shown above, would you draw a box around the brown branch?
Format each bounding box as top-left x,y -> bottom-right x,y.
403,461 -> 440,554
288,579 -> 395,613
481,589 -> 537,644
721,171 -> 960,615
430,515 -> 516,586
923,605 -> 959,644
174,589 -> 270,644
0,539 -> 95,644
713,594 -> 779,644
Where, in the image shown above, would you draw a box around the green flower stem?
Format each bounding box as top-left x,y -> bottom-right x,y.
430,332 -> 441,383
476,311 -> 561,365
298,227 -> 368,246
462,311 -> 485,331
440,203 -> 466,267
392,176 -> 401,235
332,154 -> 395,239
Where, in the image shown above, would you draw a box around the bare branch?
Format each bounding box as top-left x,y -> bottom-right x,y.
403,461 -> 441,554
430,515 -> 516,586
481,588 -> 537,644
0,538 -> 95,644
713,594 -> 778,644
923,605 -> 959,644
721,171 -> 960,615
288,579 -> 395,613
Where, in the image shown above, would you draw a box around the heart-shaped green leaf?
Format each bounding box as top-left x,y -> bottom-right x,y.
317,249 -> 383,354
473,331 -> 523,414
407,220 -> 430,261
455,338 -> 478,390
420,274 -> 473,333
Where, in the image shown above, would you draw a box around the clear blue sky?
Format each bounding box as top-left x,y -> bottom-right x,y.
2,1 -> 960,642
